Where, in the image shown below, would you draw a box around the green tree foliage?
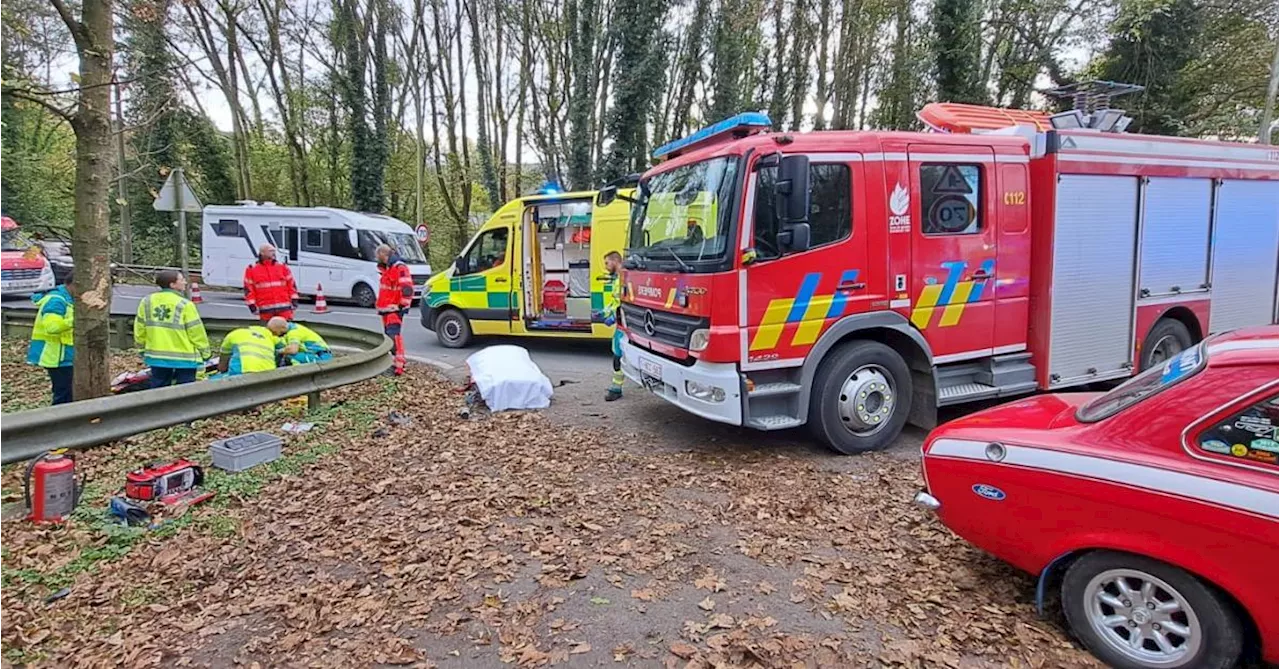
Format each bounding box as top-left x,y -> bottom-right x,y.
599,0 -> 670,180
708,0 -> 763,122
932,0 -> 986,104
1092,0 -> 1201,135
1,99 -> 76,230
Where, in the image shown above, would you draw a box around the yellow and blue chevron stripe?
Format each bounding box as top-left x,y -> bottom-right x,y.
749,270 -> 860,351
910,259 -> 993,329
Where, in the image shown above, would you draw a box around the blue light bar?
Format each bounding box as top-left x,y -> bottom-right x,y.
652,112 -> 773,160
535,181 -> 563,195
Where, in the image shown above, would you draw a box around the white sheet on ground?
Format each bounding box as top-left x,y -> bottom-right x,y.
466,345 -> 554,411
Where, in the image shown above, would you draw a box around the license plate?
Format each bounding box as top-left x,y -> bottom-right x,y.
640,358 -> 662,381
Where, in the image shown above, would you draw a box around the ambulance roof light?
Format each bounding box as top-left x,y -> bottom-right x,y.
652,112 -> 773,160
535,181 -> 563,195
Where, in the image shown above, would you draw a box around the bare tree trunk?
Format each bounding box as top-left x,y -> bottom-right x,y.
812,0 -> 833,130
1261,40 -> 1279,144
49,0 -> 114,399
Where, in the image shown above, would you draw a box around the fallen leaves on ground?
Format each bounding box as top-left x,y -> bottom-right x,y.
0,358 -> 1100,668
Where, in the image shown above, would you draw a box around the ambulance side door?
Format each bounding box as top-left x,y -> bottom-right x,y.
589,195 -> 632,336
906,146 -> 997,360
453,224 -> 514,334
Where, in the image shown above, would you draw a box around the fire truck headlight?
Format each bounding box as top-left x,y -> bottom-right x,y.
685,380 -> 726,403
689,328 -> 710,352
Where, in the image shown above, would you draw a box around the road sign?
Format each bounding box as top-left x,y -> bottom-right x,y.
931,165 -> 974,195
153,169 -> 203,213
415,224 -> 430,244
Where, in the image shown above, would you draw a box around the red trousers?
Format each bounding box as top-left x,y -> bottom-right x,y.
381,312 -> 406,374
258,309 -> 295,323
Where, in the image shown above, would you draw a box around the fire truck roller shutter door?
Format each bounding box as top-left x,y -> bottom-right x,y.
1208,179 -> 1280,333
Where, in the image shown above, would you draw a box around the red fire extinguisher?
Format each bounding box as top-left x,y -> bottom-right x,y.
24,450 -> 82,523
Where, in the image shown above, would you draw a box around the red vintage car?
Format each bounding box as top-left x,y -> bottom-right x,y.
917,326 -> 1278,669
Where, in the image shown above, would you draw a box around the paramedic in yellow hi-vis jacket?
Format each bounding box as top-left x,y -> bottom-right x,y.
27,272 -> 75,404
134,269 -> 211,388
601,251 -> 624,402
218,325 -> 288,375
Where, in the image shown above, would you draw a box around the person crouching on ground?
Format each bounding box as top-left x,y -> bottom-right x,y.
218,324 -> 287,376
375,244 -> 413,375
28,271 -> 75,405
135,270 -> 211,387
266,316 -> 333,365
602,251 -> 625,402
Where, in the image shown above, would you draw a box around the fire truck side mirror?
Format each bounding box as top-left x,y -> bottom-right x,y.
775,154 -> 811,253
777,222 -> 811,253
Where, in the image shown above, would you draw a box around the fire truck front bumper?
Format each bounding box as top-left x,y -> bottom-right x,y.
620,338 -> 743,426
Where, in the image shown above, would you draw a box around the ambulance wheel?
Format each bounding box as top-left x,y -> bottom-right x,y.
1062,550 -> 1243,669
808,340 -> 911,455
435,309 -> 472,348
1140,318 -> 1193,371
352,282 -> 377,309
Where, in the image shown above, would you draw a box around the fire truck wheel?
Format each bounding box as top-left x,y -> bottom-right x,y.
435,309 -> 472,348
808,340 -> 911,454
1062,550 -> 1243,669
1140,319 -> 1193,371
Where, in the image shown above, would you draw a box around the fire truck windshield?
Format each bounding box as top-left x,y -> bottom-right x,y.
626,156 -> 739,271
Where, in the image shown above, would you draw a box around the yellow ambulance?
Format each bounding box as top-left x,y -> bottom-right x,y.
420,187 -> 633,348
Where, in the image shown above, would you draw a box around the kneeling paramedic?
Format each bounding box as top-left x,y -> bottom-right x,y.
27,272 -> 75,405
266,317 -> 332,365
218,325 -> 288,376
375,244 -> 413,375
135,270 -> 211,387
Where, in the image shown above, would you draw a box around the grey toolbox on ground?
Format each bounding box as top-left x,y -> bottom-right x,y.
209,431 -> 283,472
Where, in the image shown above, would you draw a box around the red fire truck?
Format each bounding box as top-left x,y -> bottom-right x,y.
608,95 -> 1279,454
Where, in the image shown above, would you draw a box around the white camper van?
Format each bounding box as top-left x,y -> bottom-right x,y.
201,203 -> 432,308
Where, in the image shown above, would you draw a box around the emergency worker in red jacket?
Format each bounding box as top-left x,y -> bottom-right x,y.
242,245 -> 299,322
375,244 -> 414,375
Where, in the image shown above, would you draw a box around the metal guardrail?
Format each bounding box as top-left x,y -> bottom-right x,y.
0,312 -> 391,464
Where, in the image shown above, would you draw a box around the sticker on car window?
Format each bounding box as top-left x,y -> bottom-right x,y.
1251,438 -> 1279,453
1201,439 -> 1232,455
1160,347 -> 1202,385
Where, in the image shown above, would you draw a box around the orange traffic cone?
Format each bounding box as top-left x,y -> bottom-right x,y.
312,284 -> 330,314
190,281 -> 204,304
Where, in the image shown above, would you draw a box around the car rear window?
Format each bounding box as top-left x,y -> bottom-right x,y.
1077,344 -> 1206,422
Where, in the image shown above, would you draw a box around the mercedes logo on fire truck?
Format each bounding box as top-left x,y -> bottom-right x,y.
643,309 -> 656,337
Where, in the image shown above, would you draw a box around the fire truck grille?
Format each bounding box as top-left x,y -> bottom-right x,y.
2,268 -> 42,281
620,304 -> 708,349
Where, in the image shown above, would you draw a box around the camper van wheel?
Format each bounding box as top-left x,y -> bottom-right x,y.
435,309 -> 472,348
352,283 -> 376,309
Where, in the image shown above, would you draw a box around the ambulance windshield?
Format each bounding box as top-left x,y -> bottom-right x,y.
626,156 -> 739,271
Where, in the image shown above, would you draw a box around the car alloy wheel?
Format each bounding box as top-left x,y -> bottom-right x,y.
1084,568 -> 1201,666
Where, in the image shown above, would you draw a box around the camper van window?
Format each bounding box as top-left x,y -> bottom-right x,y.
358,229 -> 427,264
304,229 -> 324,251
331,230 -> 364,260
214,220 -> 242,237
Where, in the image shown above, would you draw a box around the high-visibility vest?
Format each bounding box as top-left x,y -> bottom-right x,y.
221,326 -> 279,374
285,323 -> 330,354
376,256 -> 414,313
134,289 -> 210,369
283,323 -> 333,365
27,287 -> 74,368
243,259 -> 298,315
